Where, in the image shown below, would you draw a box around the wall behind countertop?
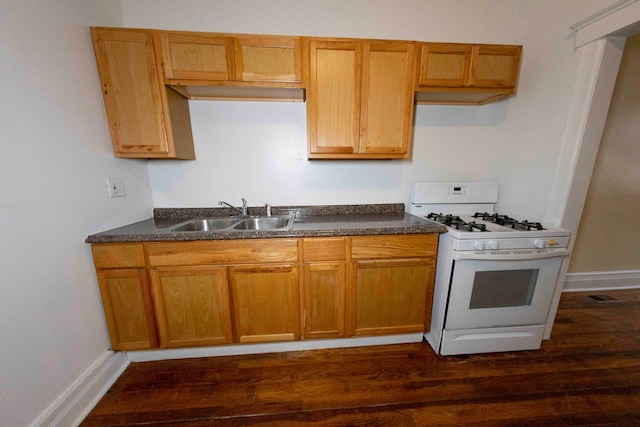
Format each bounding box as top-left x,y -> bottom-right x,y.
124,0 -> 615,221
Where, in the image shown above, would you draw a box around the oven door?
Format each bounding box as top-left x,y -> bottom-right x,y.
444,249 -> 568,330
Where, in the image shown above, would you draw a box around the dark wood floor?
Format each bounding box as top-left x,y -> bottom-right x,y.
81,289 -> 640,426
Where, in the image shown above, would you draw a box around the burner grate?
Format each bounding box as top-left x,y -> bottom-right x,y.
427,213 -> 488,232
472,212 -> 545,231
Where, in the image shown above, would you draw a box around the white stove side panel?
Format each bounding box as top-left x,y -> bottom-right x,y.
424,232 -> 455,354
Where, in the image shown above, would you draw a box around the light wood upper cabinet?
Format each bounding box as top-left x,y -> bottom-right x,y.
417,43 -> 471,87
91,27 -> 523,160
416,43 -> 522,105
360,42 -> 416,156
90,27 -> 195,159
160,31 -> 302,85
307,39 -> 416,159
160,31 -> 235,81
470,44 -> 522,88
233,35 -> 303,83
307,40 -> 361,156
159,31 -> 305,101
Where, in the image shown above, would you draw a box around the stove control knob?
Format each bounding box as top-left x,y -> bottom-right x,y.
533,239 -> 547,249
487,240 -> 500,250
473,241 -> 485,251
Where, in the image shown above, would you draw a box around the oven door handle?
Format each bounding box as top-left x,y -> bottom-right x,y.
453,248 -> 570,261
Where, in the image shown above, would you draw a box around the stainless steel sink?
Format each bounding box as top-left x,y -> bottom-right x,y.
170,217 -> 241,232
167,215 -> 294,233
232,216 -> 293,230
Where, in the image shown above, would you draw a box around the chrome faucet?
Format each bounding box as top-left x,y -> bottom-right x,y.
219,198 -> 249,217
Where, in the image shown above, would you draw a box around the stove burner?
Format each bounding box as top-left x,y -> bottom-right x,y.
427,213 -> 488,232
472,212 -> 544,231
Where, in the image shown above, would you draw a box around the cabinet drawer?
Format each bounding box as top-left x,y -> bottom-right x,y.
350,234 -> 438,259
92,243 -> 145,269
303,237 -> 347,262
146,239 -> 298,267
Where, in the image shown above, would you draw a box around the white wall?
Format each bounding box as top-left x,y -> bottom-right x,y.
569,33 -> 640,272
121,0 -> 617,221
0,1 -> 154,425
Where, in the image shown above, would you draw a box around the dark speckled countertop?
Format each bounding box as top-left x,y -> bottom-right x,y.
85,203 -> 447,243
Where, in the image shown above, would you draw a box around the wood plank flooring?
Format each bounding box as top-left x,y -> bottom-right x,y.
81,289 -> 640,426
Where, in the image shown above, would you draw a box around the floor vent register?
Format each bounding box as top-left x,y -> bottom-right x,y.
587,294 -> 621,303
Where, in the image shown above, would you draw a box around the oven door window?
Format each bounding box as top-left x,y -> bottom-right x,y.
445,257 -> 562,330
469,269 -> 539,309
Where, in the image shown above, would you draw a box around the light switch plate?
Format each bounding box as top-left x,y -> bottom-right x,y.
107,178 -> 126,198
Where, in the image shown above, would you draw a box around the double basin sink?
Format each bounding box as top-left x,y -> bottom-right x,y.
167,215 -> 294,233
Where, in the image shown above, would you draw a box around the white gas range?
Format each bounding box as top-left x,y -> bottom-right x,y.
409,182 -> 571,355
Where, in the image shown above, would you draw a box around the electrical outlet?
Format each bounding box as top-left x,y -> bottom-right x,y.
107,178 -> 126,198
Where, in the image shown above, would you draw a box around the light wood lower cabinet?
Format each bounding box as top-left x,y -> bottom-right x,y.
146,239 -> 299,346
302,237 -> 347,339
229,264 -> 300,343
150,266 -> 233,348
96,268 -> 158,351
349,235 -> 438,336
303,262 -> 346,338
92,243 -> 158,351
91,234 -> 437,350
350,259 -> 435,336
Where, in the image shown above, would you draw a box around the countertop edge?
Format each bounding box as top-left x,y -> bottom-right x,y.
85,225 -> 447,244
85,204 -> 448,244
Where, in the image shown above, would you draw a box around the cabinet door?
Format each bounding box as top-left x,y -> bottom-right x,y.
160,31 -> 235,81
96,268 -> 158,350
307,40 -> 361,156
360,42 -> 415,156
234,36 -> 302,83
303,262 -> 346,339
150,266 -> 233,348
469,45 -> 522,88
91,28 -> 169,156
349,258 -> 435,336
302,238 -> 347,338
90,27 -> 194,159
417,43 -> 471,87
229,264 -> 300,343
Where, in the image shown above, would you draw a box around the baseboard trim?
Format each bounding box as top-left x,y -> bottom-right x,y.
563,270 -> 640,292
127,333 -> 424,362
32,350 -> 130,427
